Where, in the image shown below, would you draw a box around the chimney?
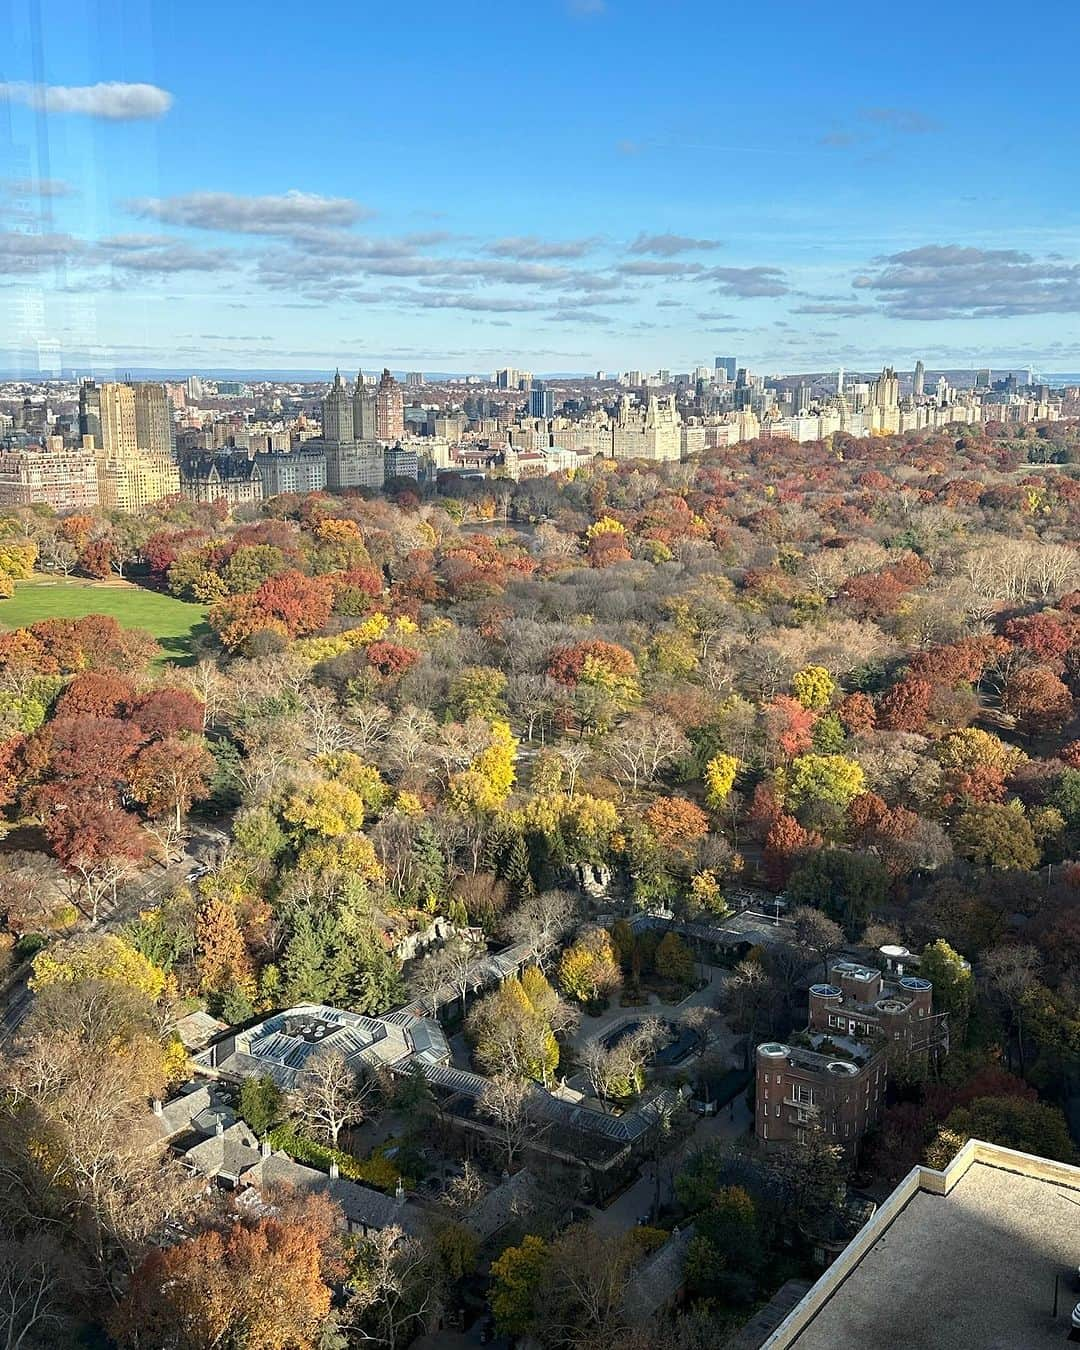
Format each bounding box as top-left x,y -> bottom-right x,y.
261,1138 -> 271,1159
395,1179 -> 405,1207
216,1120 -> 225,1136
329,1160 -> 339,1181
152,1098 -> 163,1116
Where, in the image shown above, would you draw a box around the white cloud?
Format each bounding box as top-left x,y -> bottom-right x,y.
0,231 -> 82,273
629,232 -> 724,256
855,244 -> 1080,318
0,81 -> 172,120
128,190 -> 367,235
486,235 -> 600,260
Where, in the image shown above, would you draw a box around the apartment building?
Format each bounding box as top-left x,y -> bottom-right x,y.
0,442 -> 100,511
178,453 -> 263,507
755,957 -> 947,1154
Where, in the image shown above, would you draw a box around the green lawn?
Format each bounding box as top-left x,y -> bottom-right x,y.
0,576 -> 210,665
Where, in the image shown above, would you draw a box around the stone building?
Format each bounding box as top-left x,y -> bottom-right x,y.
178,452 -> 263,507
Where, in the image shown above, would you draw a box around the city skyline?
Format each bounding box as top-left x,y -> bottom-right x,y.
2,0 -> 1079,374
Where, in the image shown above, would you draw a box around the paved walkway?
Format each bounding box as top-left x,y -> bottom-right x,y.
588,1094 -> 753,1234
567,966 -> 730,1053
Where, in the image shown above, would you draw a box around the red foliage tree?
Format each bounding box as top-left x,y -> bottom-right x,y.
837,691 -> 877,736
643,796 -> 710,849
763,813 -> 821,889
128,688 -> 206,739
253,570 -> 334,637
547,639 -> 637,686
877,678 -> 932,732
111,1214 -> 334,1350
53,671 -> 136,719
746,781 -> 783,841
79,537 -> 114,578
587,531 -> 632,568
1002,613 -> 1075,673
33,714 -> 143,807
1003,666 -> 1075,736
365,640 -> 420,677
1059,740 -> 1080,769
762,695 -> 816,760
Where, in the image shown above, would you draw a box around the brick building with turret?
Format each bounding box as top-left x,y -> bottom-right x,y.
756,952 -> 948,1154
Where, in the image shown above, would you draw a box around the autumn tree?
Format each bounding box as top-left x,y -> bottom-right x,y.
112,1214 -> 337,1350
952,801 -> 1040,871
1003,665 -> 1075,736
131,735 -> 214,834
643,796 -> 710,851
195,894 -> 253,998
762,814 -> 821,889
476,1072 -> 541,1169
558,927 -> 622,1005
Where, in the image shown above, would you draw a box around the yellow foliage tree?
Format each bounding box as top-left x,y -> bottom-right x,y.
449,720 -> 518,815
704,753 -> 739,809
30,933 -> 166,1000
0,540 -> 37,580
777,753 -> 865,810
792,664 -> 836,711
585,516 -> 626,540
295,834 -> 384,884
283,779 -> 366,837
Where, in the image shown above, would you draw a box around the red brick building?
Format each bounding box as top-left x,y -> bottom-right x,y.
756,957 -> 947,1154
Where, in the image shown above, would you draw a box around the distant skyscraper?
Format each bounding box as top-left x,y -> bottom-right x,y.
99,382 -> 138,458
322,370 -> 353,444
78,379 -> 101,447
375,368 -> 404,441
836,367 -> 845,395
405,371 -> 425,388
352,371 -> 376,439
130,382 -> 174,456
872,366 -> 899,411
795,382 -> 811,414
913,360 -> 925,399
715,356 -> 737,381
529,382 -> 554,419
975,368 -> 991,390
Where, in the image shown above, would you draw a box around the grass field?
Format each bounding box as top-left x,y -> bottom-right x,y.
0,576 -> 210,665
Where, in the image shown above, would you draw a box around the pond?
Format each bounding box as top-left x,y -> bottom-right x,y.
601,1018 -> 702,1065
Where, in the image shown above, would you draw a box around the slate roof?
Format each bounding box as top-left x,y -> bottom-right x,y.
622,1224 -> 695,1323
240,1151 -> 422,1235
182,1121 -> 262,1182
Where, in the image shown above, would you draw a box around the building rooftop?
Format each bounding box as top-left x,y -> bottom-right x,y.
466,1167 -> 540,1242
763,1141 -> 1080,1350
622,1224 -> 695,1323
239,1150 -> 423,1236
193,1003 -> 450,1089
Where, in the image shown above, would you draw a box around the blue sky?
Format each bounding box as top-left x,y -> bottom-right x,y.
2,0 -> 1079,375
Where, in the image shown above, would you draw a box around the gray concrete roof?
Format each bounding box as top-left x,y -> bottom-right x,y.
787,1160 -> 1080,1350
